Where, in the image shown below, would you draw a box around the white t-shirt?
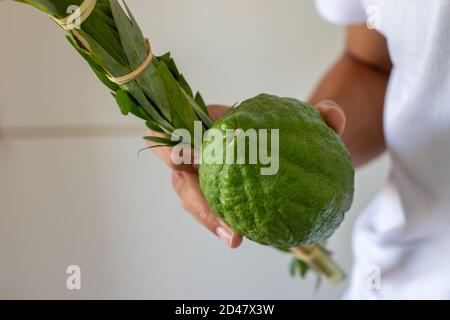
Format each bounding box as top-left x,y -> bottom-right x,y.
315,0 -> 450,299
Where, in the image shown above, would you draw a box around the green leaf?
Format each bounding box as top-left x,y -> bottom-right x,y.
145,120 -> 165,133
177,73 -> 194,98
115,90 -> 160,122
298,260 -> 310,278
75,29 -> 130,77
121,81 -> 174,132
19,0 -> 84,16
136,60 -> 172,122
66,34 -> 120,93
93,3 -> 115,28
81,9 -> 129,66
150,61 -> 200,135
289,259 -> 298,277
183,89 -> 213,128
109,0 -> 147,69
143,136 -> 180,146
289,258 -> 310,279
115,89 -> 134,115
194,92 -> 208,114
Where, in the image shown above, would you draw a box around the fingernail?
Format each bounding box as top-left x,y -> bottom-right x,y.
216,227 -> 232,247
319,100 -> 338,108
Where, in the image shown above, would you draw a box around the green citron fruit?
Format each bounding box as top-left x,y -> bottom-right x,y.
199,94 -> 354,247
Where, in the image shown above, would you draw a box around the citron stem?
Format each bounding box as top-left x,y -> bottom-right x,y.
291,245 -> 345,283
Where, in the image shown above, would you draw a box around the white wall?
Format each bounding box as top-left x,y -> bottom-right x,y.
0,0 -> 390,299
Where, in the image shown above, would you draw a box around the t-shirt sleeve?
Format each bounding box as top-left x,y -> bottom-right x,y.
315,0 -> 367,25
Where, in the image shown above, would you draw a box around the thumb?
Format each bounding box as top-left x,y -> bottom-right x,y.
207,104 -> 230,120
314,100 -> 347,136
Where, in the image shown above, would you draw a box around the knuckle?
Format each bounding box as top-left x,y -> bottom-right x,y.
171,171 -> 185,193
197,207 -> 211,221
197,208 -> 217,231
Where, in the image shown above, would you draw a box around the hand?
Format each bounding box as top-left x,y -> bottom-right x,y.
314,100 -> 346,136
147,101 -> 346,249
147,105 -> 242,248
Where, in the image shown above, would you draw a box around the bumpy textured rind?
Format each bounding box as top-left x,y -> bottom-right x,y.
199,94 -> 354,247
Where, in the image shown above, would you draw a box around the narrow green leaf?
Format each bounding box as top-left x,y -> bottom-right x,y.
177,73 -> 194,98
115,89 -> 134,115
75,29 -> 129,77
158,53 -> 194,98
145,120 -> 165,133
194,92 -> 208,114
81,10 -> 129,66
66,34 -> 120,92
299,260 -> 310,278
136,61 -> 172,122
143,136 -> 180,146
109,0 -> 147,69
121,81 -> 174,132
151,62 -> 200,135
115,89 -> 162,122
289,259 -> 298,277
19,0 -> 83,16
183,89 -> 213,128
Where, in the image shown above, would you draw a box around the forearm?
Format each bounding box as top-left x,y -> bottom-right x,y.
309,52 -> 389,168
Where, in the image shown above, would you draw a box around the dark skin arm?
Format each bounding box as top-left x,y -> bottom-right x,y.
309,25 -> 391,167
149,25 -> 392,248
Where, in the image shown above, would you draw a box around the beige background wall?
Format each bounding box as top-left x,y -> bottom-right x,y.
0,0 -> 389,299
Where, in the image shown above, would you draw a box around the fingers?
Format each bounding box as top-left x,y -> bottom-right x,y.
147,105 -> 230,172
172,170 -> 243,249
147,104 -> 240,248
147,101 -> 343,251
207,104 -> 230,120
146,129 -> 198,173
145,129 -> 171,163
315,100 -> 347,136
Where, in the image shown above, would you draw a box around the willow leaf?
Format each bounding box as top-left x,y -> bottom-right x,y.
143,136 -> 180,146
81,10 -> 128,67
19,0 -> 84,16
194,92 -> 208,115
145,120 -> 165,134
184,90 -> 213,128
75,29 -> 129,76
66,34 -> 120,92
109,0 -> 147,68
151,61 -> 200,135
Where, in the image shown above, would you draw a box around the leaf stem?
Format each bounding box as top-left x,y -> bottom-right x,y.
291,245 -> 345,283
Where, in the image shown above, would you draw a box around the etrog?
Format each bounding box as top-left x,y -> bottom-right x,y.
199,94 -> 354,247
